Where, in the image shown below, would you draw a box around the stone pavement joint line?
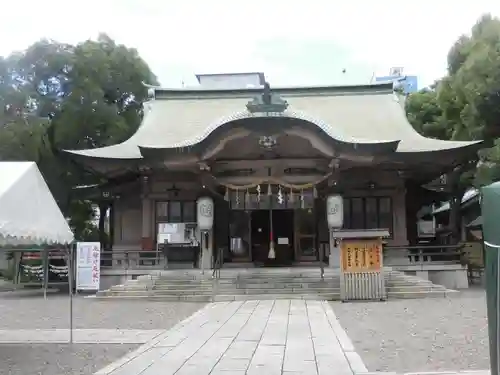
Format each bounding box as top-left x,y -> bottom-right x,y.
95,300 -> 367,375
0,329 -> 166,344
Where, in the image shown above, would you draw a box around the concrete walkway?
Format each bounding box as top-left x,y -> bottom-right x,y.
95,300 -> 367,375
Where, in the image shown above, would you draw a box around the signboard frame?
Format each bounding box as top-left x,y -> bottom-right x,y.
339,237 -> 386,301
75,242 -> 101,291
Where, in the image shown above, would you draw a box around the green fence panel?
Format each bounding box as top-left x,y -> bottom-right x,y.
481,182 -> 500,375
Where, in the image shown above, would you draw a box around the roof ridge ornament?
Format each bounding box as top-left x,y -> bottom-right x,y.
246,82 -> 289,113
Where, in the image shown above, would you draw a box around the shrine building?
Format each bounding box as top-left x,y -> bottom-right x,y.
65,72 -> 481,270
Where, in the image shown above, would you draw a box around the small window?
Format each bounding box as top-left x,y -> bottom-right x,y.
378,197 -> 392,231
169,201 -> 182,223
183,201 -> 196,222
365,197 -> 378,229
343,198 -> 351,228
156,202 -> 168,221
351,198 -> 364,229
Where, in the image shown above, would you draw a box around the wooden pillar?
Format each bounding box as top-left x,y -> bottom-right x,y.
405,180 -> 419,246
140,175 -> 154,255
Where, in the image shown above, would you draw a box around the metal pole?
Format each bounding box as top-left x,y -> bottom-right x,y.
200,231 -> 206,275
67,245 -> 73,344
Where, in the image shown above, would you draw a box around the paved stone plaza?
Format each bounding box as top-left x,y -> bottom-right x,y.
0,291 -> 492,375
96,300 -> 366,375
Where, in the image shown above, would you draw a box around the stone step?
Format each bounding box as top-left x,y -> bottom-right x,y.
148,279 -> 212,284
388,289 -> 459,299
94,293 -> 213,302
151,289 -> 213,296
213,293 -> 340,302
386,285 -> 447,293
150,283 -> 213,290
216,287 -> 340,295
227,283 -> 340,289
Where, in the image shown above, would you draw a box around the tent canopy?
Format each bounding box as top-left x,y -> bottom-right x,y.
0,162 -> 74,246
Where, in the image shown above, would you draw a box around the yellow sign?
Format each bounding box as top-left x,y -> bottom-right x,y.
341,239 -> 382,273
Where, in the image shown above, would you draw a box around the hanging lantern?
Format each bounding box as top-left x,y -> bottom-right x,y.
277,185 -> 283,205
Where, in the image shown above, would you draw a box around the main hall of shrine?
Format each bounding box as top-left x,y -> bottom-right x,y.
66,72 -> 481,269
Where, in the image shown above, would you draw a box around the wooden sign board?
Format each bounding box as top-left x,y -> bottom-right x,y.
341,239 -> 382,273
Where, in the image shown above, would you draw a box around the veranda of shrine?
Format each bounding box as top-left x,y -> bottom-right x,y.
66,73 -> 482,287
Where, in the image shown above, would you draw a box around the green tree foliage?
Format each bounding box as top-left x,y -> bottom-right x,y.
0,34 -> 158,240
405,14 -> 500,240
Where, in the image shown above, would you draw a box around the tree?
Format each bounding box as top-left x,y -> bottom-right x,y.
405,14 -> 500,242
0,34 -> 158,241
405,88 -> 450,140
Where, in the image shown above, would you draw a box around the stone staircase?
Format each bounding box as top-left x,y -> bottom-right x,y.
214,268 -> 340,302
386,271 -> 456,298
95,267 -> 457,301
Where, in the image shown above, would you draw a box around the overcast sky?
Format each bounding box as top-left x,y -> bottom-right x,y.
1,0 -> 499,88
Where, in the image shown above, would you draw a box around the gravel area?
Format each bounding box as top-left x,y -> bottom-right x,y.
331,288 -> 489,373
0,343 -> 139,375
0,292 -> 206,329
0,292 -> 206,375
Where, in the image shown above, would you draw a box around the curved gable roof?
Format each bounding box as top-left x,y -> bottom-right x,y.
64,83 -> 481,160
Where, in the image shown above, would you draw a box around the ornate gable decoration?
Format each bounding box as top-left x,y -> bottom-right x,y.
246,82 -> 289,114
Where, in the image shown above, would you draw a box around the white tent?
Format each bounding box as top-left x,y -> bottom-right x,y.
0,162 -> 74,245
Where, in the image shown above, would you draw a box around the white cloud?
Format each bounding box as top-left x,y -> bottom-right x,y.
1,0 -> 499,88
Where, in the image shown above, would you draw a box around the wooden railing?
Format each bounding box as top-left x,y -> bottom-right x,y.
384,244 -> 466,266
99,247 -> 201,270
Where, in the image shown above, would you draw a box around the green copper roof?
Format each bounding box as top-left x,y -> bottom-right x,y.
64,82 -> 481,160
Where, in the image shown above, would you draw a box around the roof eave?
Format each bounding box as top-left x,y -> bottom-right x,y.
143,81 -> 395,97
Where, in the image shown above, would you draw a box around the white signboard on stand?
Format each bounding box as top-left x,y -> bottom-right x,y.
76,242 -> 101,291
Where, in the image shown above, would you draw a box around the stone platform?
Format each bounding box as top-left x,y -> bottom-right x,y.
95,300 -> 366,375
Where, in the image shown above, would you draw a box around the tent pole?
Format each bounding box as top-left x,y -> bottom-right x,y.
67,244 -> 73,344
43,249 -> 49,299
14,252 -> 20,285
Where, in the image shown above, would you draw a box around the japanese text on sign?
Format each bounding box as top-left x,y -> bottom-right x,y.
341,239 -> 382,273
76,242 -> 101,291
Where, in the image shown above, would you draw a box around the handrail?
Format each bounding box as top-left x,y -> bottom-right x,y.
318,243 -> 324,280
